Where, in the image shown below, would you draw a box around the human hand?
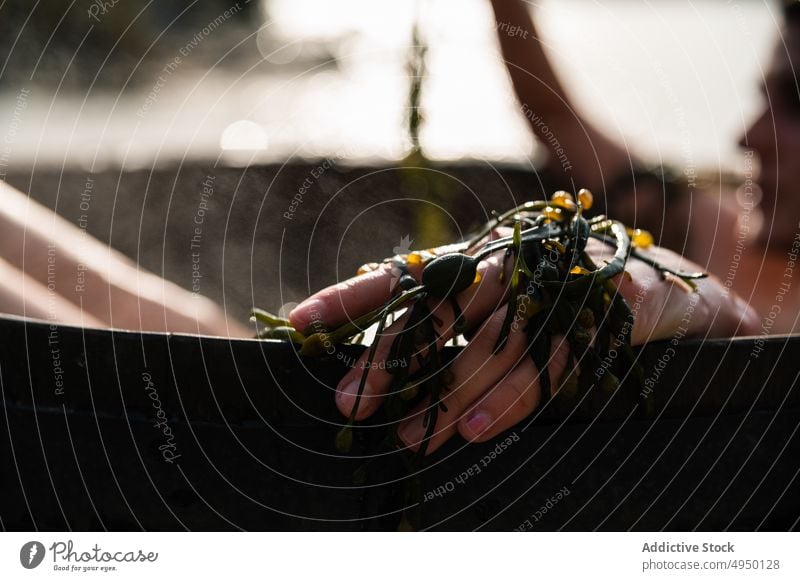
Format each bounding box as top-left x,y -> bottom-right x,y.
289,237 -> 759,456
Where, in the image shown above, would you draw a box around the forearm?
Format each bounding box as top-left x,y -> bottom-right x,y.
490,0 -> 570,118
489,0 -> 630,188
0,255 -> 105,327
0,181 -> 248,336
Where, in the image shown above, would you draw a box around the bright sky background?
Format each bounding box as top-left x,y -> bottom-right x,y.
0,0 -> 780,173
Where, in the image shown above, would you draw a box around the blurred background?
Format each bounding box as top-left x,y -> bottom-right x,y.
0,0 -> 778,169
0,0 -> 783,320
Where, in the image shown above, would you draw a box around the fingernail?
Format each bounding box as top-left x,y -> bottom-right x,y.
465,410 -> 492,436
398,418 -> 425,449
337,379 -> 372,416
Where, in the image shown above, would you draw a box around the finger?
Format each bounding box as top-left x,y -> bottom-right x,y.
335,254 -> 511,420
458,335 -> 570,443
289,263 -> 396,334
592,241 -> 760,344
396,303 -> 533,455
288,242 -> 467,333
631,245 -> 760,338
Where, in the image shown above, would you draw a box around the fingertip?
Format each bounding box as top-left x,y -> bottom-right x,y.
461,409 -> 493,441
335,378 -> 376,421
398,415 -> 444,456
458,407 -> 523,446
735,296 -> 761,335
397,420 -> 422,452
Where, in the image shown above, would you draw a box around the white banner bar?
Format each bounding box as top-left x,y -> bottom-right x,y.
1,532 -> 797,580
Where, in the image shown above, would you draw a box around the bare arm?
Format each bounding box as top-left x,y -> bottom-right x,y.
0,181 -> 249,337
490,0 -> 630,188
